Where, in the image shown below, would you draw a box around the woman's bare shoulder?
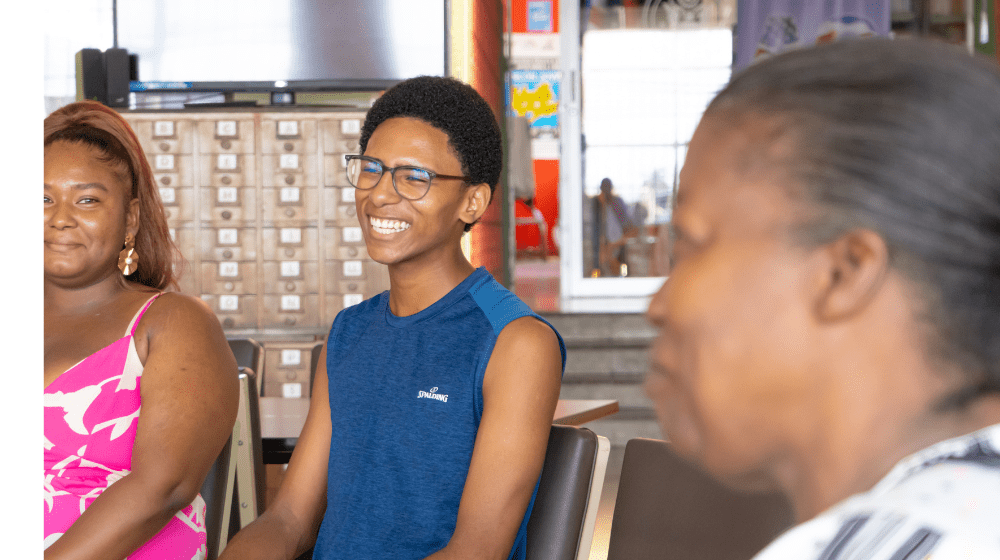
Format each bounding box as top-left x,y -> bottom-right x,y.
133,291 -> 226,342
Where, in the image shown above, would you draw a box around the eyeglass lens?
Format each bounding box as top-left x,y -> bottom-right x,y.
346,157 -> 433,200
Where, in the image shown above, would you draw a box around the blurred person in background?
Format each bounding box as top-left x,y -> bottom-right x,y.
645,38 -> 1000,559
44,101 -> 238,559
597,177 -> 637,276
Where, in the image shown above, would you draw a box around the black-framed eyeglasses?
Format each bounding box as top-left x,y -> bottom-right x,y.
344,155 -> 473,201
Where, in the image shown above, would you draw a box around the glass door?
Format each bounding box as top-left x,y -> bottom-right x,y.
559,0 -> 735,311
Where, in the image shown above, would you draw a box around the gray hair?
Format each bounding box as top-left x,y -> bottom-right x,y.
707,38 -> 1000,406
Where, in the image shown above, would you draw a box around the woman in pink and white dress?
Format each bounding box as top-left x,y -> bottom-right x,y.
44,101 -> 238,560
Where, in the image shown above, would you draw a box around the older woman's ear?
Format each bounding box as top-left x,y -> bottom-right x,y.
811,228 -> 889,323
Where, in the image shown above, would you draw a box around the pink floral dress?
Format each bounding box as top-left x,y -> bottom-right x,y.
44,294 -> 207,559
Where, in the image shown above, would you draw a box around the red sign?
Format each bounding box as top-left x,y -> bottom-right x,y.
511,0 -> 560,33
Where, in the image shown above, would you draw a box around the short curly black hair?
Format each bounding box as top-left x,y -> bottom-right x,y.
360,76 -> 503,231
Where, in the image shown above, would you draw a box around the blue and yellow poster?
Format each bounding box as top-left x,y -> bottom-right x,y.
508,69 -> 560,130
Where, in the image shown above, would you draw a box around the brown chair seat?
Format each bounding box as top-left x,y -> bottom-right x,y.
607,438 -> 794,560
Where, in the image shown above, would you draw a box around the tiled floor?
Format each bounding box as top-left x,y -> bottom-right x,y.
512,256 -> 656,314
512,257 -> 562,313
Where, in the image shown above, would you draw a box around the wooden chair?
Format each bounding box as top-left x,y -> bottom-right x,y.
201,367 -> 267,559
227,338 -> 264,395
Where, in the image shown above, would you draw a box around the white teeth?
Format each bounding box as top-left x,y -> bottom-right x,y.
370,217 -> 411,234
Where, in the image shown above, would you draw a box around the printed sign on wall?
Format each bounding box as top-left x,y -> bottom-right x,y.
527,1 -> 554,32
508,69 -> 560,130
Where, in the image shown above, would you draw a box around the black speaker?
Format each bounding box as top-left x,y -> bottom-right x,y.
104,47 -> 131,108
75,47 -> 134,107
75,48 -> 107,103
129,54 -> 139,81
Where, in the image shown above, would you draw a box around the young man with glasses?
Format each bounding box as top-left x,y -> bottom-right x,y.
220,76 -> 566,560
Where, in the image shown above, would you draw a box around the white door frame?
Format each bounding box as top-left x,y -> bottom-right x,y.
557,0 -> 663,312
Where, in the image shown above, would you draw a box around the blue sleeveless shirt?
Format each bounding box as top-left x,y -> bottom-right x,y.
313,267 -> 566,560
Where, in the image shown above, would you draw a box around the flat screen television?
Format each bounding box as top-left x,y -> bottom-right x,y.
118,0 -> 447,93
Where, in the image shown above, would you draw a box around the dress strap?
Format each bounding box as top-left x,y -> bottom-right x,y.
125,293 -> 162,337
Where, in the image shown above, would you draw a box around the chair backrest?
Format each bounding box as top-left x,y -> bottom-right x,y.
201,367 -> 267,559
606,438 -> 794,560
200,433 -> 232,560
227,338 -> 263,394
526,425 -> 611,560
308,341 -> 323,396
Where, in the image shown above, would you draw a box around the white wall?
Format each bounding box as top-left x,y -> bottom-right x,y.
44,0 -> 114,114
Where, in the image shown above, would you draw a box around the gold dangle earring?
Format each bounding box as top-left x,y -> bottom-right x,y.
118,234 -> 139,276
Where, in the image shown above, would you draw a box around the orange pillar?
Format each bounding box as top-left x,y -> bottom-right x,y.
451,0 -> 509,284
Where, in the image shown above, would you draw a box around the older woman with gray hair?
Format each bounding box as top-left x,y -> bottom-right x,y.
645,38 -> 1000,559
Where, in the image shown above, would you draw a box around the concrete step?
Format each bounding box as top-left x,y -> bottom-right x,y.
563,346 -> 649,379
540,312 -> 661,449
540,312 -> 656,347
559,381 -> 653,411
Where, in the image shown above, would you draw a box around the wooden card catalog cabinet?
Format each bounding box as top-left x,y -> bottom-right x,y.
121,108 -> 391,339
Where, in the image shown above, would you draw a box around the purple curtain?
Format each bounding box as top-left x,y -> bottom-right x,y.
734,0 -> 891,72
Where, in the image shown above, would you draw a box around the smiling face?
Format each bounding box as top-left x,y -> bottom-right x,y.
355,117 -> 485,267
44,141 -> 138,288
644,114 -> 831,490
